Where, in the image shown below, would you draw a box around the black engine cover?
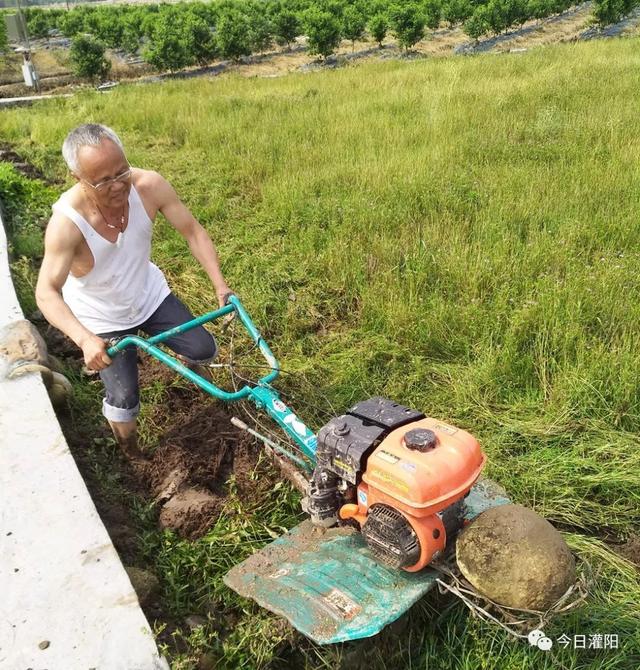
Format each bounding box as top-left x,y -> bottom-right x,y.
316,397 -> 426,484
361,504 -> 421,569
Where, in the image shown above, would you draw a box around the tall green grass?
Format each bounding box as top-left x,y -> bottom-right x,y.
2,38 -> 639,668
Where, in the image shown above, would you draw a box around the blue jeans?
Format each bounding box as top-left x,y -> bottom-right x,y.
97,293 -> 217,422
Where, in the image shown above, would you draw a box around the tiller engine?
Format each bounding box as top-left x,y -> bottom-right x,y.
306,397 -> 486,571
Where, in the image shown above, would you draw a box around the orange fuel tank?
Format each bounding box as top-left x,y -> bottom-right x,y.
340,418 -> 486,571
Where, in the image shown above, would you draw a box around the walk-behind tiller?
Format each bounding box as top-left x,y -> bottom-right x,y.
107,296 -> 510,644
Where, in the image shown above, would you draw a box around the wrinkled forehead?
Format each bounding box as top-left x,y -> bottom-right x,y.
76,138 -> 128,180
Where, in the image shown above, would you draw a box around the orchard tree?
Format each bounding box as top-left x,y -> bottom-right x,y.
368,12 -> 388,46
185,13 -> 217,64
463,5 -> 490,39
442,0 -> 472,26
216,8 -> 253,60
485,0 -> 508,32
143,12 -> 193,72
69,34 -> 111,81
271,6 -> 300,48
388,3 -> 426,50
27,11 -> 52,41
94,10 -> 124,49
342,5 -> 366,50
0,18 -> 8,54
593,0 -> 626,23
304,7 -> 342,58
58,10 -> 85,38
247,7 -> 274,52
423,0 -> 443,30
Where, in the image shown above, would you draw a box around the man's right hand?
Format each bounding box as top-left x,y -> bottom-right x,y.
80,334 -> 112,371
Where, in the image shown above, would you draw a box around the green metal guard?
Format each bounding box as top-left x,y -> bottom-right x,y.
106,295 -> 317,470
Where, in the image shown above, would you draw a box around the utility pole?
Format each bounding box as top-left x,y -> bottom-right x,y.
14,0 -> 40,92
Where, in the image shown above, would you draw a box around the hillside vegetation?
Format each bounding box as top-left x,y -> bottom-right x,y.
1,38 -> 639,668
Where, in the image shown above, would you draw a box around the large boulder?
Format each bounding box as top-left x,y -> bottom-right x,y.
456,504 -> 576,610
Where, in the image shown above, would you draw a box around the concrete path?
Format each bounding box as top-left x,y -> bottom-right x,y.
0,207 -> 168,669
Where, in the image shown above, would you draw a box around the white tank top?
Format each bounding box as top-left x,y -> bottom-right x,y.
54,184 -> 171,334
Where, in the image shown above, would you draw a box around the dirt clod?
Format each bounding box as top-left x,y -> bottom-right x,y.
158,486 -> 223,538
138,357 -> 278,539
125,567 -> 160,607
613,535 -> 640,568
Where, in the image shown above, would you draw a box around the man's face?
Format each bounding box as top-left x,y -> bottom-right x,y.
75,138 -> 131,209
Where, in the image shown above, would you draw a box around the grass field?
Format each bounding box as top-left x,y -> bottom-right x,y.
1,36 -> 640,669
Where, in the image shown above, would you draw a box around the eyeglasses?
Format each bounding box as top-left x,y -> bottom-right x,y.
84,167 -> 132,192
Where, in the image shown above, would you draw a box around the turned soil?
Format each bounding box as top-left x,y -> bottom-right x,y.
44,320 -> 280,543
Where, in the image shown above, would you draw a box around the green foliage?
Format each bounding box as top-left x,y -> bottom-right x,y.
368,12 -> 388,45
423,0 -> 443,29
443,0 -> 473,25
142,8 -> 216,73
27,10 -> 51,40
120,25 -> 142,56
342,4 -> 367,47
270,5 -> 300,47
463,5 -> 491,38
58,8 -> 86,38
216,8 -> 253,61
18,0 -> 600,75
185,13 -> 218,65
247,6 -> 274,52
388,2 -> 426,49
0,16 -> 8,54
69,34 -> 111,82
593,0 -> 638,25
93,10 -> 124,49
303,7 -> 342,58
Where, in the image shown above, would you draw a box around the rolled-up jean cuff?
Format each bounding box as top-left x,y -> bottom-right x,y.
102,398 -> 140,422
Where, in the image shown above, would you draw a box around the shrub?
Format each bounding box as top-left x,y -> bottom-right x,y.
368,12 -> 388,46
143,12 -> 194,72
27,11 -> 52,41
463,5 -> 491,38
216,9 -> 253,61
304,7 -> 342,58
69,34 -> 111,81
0,16 -> 8,53
342,5 -> 366,49
271,6 -> 300,48
443,0 -> 473,25
388,3 -> 426,50
424,0 -> 443,30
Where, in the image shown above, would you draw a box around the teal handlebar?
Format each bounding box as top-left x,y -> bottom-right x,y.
105,296 -> 318,466
105,295 -> 279,401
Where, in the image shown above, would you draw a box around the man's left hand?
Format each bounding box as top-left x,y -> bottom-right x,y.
217,288 -> 235,309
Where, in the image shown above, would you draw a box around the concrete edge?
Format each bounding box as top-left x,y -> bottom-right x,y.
0,192 -> 170,670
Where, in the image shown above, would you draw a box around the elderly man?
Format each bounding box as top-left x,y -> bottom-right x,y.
36,123 -> 232,461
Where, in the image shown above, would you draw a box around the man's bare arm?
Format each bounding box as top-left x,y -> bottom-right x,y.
149,172 -> 232,307
36,215 -> 111,370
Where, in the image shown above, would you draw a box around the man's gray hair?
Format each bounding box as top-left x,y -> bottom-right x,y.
62,124 -> 125,174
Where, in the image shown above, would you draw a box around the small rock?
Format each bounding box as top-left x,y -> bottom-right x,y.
184,614 -> 207,631
124,567 -> 160,606
198,652 -> 217,670
38,640 -> 50,650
